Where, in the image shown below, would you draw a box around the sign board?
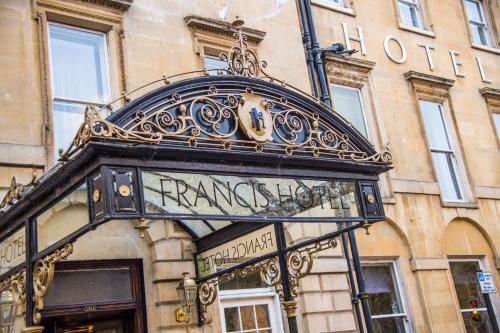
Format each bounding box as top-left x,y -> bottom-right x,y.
142,171 -> 360,220
0,227 -> 26,275
477,272 -> 497,294
196,225 -> 277,277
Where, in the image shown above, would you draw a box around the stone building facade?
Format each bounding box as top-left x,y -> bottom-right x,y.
0,0 -> 499,332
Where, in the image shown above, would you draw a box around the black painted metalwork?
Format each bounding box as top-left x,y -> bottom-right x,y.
303,0 -> 331,105
348,228 -> 374,333
341,231 -> 365,333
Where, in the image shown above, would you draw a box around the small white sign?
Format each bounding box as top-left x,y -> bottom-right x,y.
477,272 -> 497,294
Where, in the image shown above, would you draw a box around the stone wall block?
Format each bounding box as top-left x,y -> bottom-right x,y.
153,239 -> 184,261
303,293 -> 334,313
332,291 -> 352,312
327,311 -> 356,332
303,313 -> 329,333
147,219 -> 167,243
321,273 -> 350,291
310,258 -> 348,274
153,260 -> 195,281
301,274 -> 321,292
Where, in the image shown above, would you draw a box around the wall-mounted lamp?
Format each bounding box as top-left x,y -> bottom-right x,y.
0,291 -> 17,333
319,43 -> 357,55
175,272 -> 198,323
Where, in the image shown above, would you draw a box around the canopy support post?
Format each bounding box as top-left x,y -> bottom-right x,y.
348,227 -> 374,333
341,231 -> 365,333
275,223 -> 299,333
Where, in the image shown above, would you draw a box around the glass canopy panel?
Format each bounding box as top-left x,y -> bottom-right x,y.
36,183 -> 89,252
142,171 -> 360,220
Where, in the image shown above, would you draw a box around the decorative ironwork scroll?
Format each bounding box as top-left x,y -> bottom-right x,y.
0,268 -> 26,314
32,243 -> 73,324
287,237 -> 339,297
198,256 -> 281,322
60,89 -> 391,165
0,175 -> 37,211
58,26 -> 392,167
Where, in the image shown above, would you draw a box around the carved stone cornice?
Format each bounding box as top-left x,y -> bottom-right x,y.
185,15 -> 266,45
325,54 -> 376,87
479,87 -> 500,106
405,70 -> 455,98
81,0 -> 133,10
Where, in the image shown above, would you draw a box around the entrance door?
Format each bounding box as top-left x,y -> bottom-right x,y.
57,318 -> 127,333
41,259 -> 146,333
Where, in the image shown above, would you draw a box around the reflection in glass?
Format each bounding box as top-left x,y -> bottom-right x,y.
223,304 -> 273,333
363,264 -> 407,333
331,85 -> 368,138
450,261 -> 493,333
142,171 -> 359,219
36,183 -> 89,251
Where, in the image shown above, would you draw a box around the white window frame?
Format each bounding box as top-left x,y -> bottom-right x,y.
47,21 -> 112,108
47,22 -> 112,158
325,0 -> 348,7
331,84 -> 371,140
492,112 -> 500,141
218,287 -> 284,333
362,260 -> 413,332
418,100 -> 466,203
448,258 -> 500,330
397,0 -> 424,29
464,0 -> 493,47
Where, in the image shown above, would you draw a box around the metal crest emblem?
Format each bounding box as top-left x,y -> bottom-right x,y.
238,93 -> 273,142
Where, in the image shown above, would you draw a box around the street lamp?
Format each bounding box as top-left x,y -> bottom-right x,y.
0,290 -> 17,333
175,272 -> 198,323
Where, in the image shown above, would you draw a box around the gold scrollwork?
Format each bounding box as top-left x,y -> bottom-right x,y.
287,238 -> 339,298
33,243 -> 73,324
0,268 -> 26,314
0,175 -> 37,211
198,257 -> 281,322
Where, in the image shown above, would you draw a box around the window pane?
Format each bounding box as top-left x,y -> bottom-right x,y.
465,0 -> 483,22
373,316 -> 407,333
49,24 -> 110,102
398,2 -> 420,28
327,0 -> 346,6
432,152 -> 462,201
419,100 -> 451,150
449,261 -> 486,309
44,267 -> 132,307
363,265 -> 404,316
205,55 -> 227,76
241,306 -> 257,330
36,183 -> 89,251
224,307 -> 241,332
331,85 -> 368,137
470,23 -> 489,45
493,114 -> 500,139
255,304 -> 271,328
462,310 -> 494,333
53,100 -> 86,156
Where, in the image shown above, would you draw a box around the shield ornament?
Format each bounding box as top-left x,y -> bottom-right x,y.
238,93 -> 273,142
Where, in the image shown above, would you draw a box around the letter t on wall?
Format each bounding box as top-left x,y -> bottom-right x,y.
417,43 -> 436,71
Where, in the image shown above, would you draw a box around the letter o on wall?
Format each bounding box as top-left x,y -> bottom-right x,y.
384,35 -> 407,64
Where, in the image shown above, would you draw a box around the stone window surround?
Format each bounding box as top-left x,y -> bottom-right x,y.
405,71 -> 478,208
459,0 -> 500,53
185,15 -> 266,73
392,0 -> 436,38
33,0 -> 128,167
325,54 -> 395,202
480,87 -> 500,146
311,0 -> 356,17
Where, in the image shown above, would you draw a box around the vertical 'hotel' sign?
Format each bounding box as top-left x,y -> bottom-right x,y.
0,227 -> 25,275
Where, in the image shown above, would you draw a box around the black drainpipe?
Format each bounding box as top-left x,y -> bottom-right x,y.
296,0 -> 319,98
302,0 -> 331,106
